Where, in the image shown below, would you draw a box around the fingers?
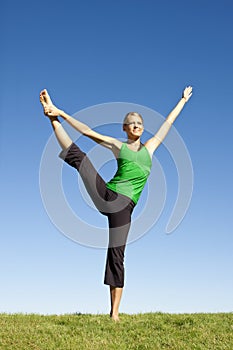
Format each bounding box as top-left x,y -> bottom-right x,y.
185,86 -> 193,93
184,86 -> 192,92
187,86 -> 193,98
182,85 -> 193,102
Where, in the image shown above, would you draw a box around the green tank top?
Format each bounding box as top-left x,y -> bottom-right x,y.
106,143 -> 152,204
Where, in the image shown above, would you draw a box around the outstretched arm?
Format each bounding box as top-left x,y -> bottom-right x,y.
58,109 -> 121,149
40,89 -> 122,151
144,86 -> 193,154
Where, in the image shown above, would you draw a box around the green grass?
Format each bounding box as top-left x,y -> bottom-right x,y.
0,313 -> 232,349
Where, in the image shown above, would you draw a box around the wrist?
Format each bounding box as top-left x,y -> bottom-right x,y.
58,109 -> 65,118
181,96 -> 187,103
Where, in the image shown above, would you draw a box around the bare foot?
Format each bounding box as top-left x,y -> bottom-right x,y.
40,89 -> 53,107
39,89 -> 60,117
110,313 -> 120,322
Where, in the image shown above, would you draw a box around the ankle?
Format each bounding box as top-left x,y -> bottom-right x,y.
49,116 -> 59,122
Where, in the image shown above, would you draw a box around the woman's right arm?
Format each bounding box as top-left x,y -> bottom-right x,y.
59,109 -> 121,150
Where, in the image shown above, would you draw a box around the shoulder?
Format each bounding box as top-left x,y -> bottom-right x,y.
143,137 -> 160,157
111,139 -> 124,159
112,139 -> 124,149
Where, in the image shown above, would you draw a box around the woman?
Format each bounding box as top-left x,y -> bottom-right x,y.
40,86 -> 192,321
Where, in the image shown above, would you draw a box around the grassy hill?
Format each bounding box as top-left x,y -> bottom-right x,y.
0,312 -> 232,349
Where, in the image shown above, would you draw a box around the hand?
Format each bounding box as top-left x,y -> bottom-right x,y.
43,104 -> 61,117
40,89 -> 60,117
182,86 -> 193,102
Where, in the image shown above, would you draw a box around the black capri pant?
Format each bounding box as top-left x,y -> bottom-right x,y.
59,143 -> 135,288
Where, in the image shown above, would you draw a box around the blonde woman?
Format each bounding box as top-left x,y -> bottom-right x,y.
40,86 -> 192,321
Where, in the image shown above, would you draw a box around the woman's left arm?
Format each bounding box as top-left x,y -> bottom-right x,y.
144,86 -> 193,154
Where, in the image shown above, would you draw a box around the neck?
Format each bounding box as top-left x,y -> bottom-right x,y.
126,138 -> 141,145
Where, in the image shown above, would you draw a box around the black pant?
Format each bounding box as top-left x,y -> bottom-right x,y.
59,143 -> 135,287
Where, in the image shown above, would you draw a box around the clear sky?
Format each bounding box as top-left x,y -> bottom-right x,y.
1,0 -> 233,315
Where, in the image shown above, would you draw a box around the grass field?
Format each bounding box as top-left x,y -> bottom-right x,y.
0,312 -> 232,349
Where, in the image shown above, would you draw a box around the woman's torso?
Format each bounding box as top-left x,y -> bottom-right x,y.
106,142 -> 152,204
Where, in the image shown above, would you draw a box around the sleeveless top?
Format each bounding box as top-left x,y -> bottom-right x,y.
106,143 -> 152,204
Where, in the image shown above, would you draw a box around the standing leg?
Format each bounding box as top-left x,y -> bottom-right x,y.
104,197 -> 135,321
110,286 -> 123,322
105,244 -> 126,322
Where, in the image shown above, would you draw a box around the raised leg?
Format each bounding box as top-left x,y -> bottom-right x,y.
49,117 -> 73,151
40,89 -> 72,150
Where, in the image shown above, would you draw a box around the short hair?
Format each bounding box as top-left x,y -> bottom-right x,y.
123,112 -> 144,125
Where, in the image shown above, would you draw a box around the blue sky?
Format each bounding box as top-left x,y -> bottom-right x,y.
1,0 -> 233,315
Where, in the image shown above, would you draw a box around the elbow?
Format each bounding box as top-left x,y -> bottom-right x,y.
82,128 -> 93,137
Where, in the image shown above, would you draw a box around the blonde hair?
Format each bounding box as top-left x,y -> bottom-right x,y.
123,112 -> 144,125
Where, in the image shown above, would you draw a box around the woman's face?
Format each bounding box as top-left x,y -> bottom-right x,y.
123,114 -> 144,140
